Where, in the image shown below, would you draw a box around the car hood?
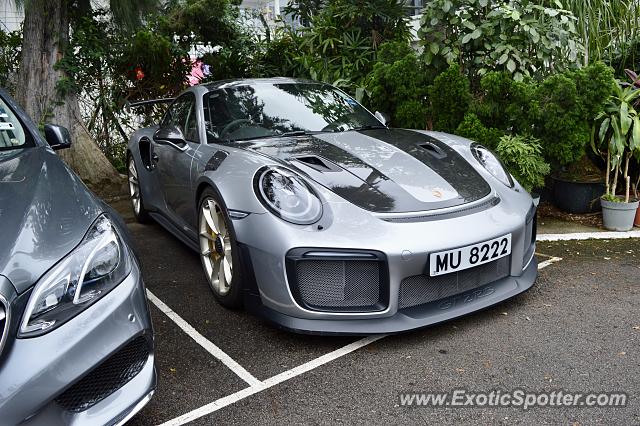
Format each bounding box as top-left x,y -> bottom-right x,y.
0,147 -> 102,293
237,128 -> 491,213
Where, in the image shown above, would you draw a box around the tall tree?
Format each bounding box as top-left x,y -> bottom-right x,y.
15,0 -> 156,196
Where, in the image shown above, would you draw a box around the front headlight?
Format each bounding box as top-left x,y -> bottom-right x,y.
471,144 -> 514,188
19,214 -> 131,337
254,166 -> 323,225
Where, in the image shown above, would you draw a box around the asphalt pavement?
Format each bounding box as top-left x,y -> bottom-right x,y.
122,214 -> 640,426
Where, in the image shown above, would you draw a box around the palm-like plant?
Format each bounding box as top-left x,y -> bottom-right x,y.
592,83 -> 640,203
561,0 -> 640,67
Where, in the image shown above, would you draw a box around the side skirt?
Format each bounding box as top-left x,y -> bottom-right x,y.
148,211 -> 199,253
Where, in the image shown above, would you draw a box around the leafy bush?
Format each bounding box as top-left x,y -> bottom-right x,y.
532,62 -> 615,165
0,29 -> 21,94
418,0 -> 583,84
449,62 -> 615,167
365,42 -> 431,128
496,134 -> 550,193
455,113 -> 504,150
428,64 -> 471,133
291,0 -> 411,92
471,71 -> 534,134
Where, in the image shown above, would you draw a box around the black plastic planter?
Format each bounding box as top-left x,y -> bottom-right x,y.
551,177 -> 605,214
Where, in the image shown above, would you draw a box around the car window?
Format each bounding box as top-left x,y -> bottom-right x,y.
203,82 -> 382,142
162,93 -> 195,139
0,97 -> 30,150
184,102 -> 199,142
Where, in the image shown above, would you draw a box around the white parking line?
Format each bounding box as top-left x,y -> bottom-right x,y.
152,252 -> 562,426
537,230 -> 640,241
146,290 -> 262,388
157,334 -> 386,426
537,256 -> 563,270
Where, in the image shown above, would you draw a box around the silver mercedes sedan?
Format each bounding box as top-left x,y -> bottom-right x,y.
0,89 -> 155,425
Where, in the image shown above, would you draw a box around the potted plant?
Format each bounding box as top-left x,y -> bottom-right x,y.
592,83 -> 640,231
495,134 -> 550,206
532,64 -> 614,214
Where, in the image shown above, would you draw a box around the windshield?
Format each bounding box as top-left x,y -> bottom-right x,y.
0,96 -> 30,151
203,82 -> 383,142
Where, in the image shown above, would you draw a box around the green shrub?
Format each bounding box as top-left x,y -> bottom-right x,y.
429,64 -> 471,133
365,42 -> 431,128
0,28 -> 21,94
532,62 -> 615,165
455,113 -> 503,150
418,0 -> 583,84
496,134 -> 550,193
472,71 -> 534,134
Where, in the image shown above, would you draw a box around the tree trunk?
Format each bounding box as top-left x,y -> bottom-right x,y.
15,0 -> 124,198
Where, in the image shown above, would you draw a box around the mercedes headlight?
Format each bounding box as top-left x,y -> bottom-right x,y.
471,144 -> 514,188
19,214 -> 131,337
255,166 -> 323,225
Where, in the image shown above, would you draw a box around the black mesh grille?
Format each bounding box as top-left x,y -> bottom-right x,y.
399,256 -> 511,309
295,260 -> 381,310
55,336 -> 150,412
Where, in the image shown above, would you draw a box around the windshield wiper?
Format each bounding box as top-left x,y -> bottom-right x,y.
279,130 -> 324,137
231,130 -> 321,143
349,124 -> 388,131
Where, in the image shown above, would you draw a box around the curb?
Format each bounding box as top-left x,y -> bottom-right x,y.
537,230 -> 640,241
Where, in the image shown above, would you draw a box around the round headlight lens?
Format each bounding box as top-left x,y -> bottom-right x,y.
256,167 -> 323,224
471,144 -> 514,188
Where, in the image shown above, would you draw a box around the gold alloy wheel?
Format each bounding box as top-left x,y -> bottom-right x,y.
199,197 -> 233,296
128,158 -> 141,215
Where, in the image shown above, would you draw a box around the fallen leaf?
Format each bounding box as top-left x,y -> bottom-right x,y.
633,326 -> 640,330
525,316 -> 531,321
543,304 -> 552,307
604,257 -> 611,260
501,312 -> 508,316
170,367 -> 176,373
456,368 -> 465,373
618,352 -> 626,356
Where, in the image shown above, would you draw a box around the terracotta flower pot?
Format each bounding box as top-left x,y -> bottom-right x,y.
635,205 -> 640,227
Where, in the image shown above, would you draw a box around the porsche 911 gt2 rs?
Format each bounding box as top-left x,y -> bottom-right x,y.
127,78 -> 537,334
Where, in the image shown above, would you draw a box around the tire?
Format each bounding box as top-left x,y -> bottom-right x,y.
198,187 -> 244,309
127,155 -> 151,224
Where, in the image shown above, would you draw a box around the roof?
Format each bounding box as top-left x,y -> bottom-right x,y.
203,77 -> 322,91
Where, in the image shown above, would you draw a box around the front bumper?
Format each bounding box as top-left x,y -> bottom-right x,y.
251,257 -> 537,335
0,263 -> 156,425
234,189 -> 537,334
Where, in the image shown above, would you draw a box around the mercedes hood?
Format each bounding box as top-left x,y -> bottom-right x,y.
0,147 -> 103,293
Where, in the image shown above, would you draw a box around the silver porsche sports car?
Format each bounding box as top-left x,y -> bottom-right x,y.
127,78 -> 537,334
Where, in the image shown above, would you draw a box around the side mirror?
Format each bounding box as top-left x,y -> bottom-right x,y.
153,125 -> 187,151
44,124 -> 72,150
374,111 -> 390,127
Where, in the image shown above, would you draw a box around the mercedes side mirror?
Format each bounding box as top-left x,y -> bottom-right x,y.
44,124 -> 72,151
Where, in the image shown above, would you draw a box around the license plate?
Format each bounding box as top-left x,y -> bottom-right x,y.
429,234 -> 512,276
